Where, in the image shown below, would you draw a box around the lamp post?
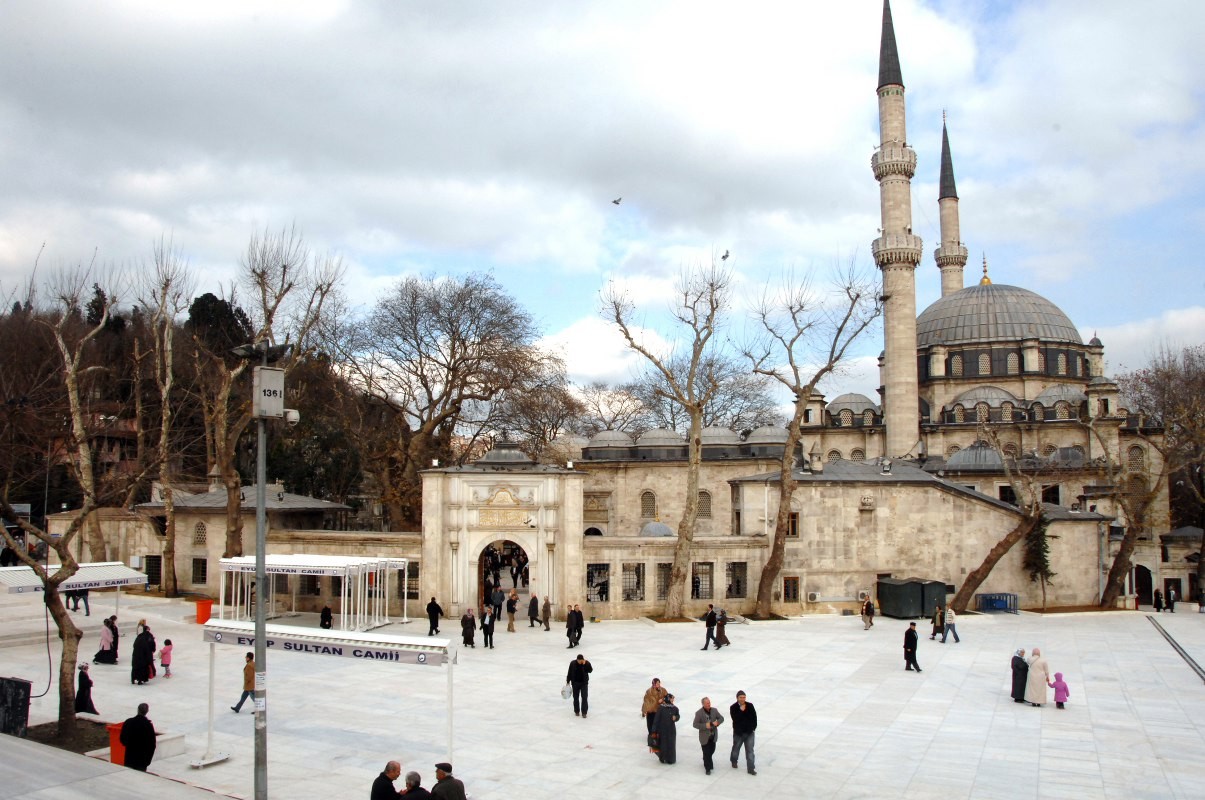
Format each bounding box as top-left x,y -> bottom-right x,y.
232,341 -> 291,800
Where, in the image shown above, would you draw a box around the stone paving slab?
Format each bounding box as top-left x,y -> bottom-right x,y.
0,593 -> 1203,799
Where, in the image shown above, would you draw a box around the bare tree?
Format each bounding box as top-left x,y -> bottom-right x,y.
572,381 -> 651,436
489,357 -> 584,462
743,269 -> 881,618
326,273 -> 546,528
603,265 -> 731,618
634,353 -> 784,432
0,266 -> 121,735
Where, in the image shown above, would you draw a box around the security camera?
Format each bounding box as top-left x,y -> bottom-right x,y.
284,409 -> 300,427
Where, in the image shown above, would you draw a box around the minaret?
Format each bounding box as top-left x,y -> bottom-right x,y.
935,117 -> 969,296
871,0 -> 922,458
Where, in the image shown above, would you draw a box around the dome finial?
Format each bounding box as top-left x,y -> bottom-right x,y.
979,254 -> 991,285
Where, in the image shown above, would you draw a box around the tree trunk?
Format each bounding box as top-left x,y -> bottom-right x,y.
663,413 -> 703,619
1100,529 -> 1139,607
949,513 -> 1040,612
162,484 -> 178,597
223,477 -> 244,558
47,586 -> 82,734
85,509 -> 108,562
754,405 -> 805,618
1040,577 -> 1048,612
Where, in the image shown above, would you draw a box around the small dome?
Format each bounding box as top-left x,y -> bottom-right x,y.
701,427 -> 741,445
588,430 -> 634,447
474,440 -> 534,466
1033,384 -> 1087,406
640,521 -> 675,537
636,428 -> 684,447
1089,336 -> 1103,347
951,385 -> 1020,408
917,283 -> 1083,347
745,426 -> 788,444
945,441 -> 1004,470
825,393 -> 880,415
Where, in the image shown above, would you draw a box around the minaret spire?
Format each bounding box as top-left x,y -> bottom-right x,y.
871,0 -> 922,458
935,117 -> 969,296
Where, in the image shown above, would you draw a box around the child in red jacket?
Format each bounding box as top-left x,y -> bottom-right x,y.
1048,671 -> 1070,709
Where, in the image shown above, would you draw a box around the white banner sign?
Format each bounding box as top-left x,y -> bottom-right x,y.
202,628 -> 446,667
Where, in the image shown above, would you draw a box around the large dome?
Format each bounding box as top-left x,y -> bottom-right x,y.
916,284 -> 1082,348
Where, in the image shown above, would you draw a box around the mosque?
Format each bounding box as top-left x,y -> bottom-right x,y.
105,2 -> 1183,621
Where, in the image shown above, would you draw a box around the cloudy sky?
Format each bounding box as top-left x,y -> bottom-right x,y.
2,0 -> 1203,400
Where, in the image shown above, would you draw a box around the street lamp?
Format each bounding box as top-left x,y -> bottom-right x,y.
231,340 -> 292,800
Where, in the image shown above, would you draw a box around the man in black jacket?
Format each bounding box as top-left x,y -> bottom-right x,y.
371,760 -> 402,799
119,702 -> 156,771
701,604 -> 718,650
426,597 -> 443,636
729,690 -> 757,775
566,653 -> 593,718
528,594 -> 539,627
904,622 -> 922,672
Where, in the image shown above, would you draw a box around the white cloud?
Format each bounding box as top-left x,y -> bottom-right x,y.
1088,306 -> 1205,375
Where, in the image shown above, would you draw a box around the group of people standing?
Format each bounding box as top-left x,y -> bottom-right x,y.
453,593 -> 558,648
91,616 -> 173,685
1010,647 -> 1070,708
371,760 -> 467,799
641,679 -> 757,776
1152,588 -> 1178,612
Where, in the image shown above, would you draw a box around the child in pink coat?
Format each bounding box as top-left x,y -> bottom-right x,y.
1048,671 -> 1070,709
159,639 -> 173,678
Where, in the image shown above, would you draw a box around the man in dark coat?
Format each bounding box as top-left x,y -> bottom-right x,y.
572,604 -> 585,645
431,762 -> 467,800
652,693 -> 680,764
119,702 -> 156,771
426,597 -> 443,636
460,609 -> 476,648
541,596 -> 551,631
729,690 -> 757,775
131,626 -> 156,684
528,594 -> 539,627
371,760 -> 402,799
1011,648 -> 1029,702
566,653 -> 593,717
401,770 -> 432,799
490,586 -> 505,620
320,605 -> 333,630
691,697 -> 725,774
480,607 -> 496,648
701,604 -> 718,650
904,622 -> 922,672
565,604 -> 576,648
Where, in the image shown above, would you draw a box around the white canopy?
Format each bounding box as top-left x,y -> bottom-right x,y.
0,562 -> 149,594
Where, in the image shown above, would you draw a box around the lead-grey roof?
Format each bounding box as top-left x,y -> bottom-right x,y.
916,283 -> 1083,347
636,428 -> 684,447
951,385 -> 1019,407
701,427 -> 741,445
945,441 -> 1004,470
939,122 -> 958,200
826,393 -> 880,414
1034,384 -> 1088,406
745,426 -> 788,444
588,430 -> 633,447
878,0 -> 903,89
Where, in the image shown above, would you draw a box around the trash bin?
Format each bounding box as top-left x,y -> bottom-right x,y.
194,598 -> 214,624
0,677 -> 32,737
107,722 -> 125,765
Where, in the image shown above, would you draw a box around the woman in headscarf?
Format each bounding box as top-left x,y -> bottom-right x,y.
460,607 -> 476,648
715,609 -> 731,648
131,625 -> 156,684
1025,647 -> 1051,706
94,618 -> 117,664
75,663 -> 98,715
652,693 -> 680,764
1010,648 -> 1028,703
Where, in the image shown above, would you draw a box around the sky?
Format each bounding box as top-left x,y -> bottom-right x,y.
1,0 -> 1203,403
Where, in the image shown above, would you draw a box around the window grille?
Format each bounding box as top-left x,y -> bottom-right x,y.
191,557 -> 208,585
953,405 -> 965,423
1001,402 -> 1013,422
622,563 -> 645,601
1055,401 -> 1070,420
586,563 -> 611,602
725,562 -> 747,599
655,563 -> 672,600
691,562 -> 714,600
826,450 -> 842,462
839,409 -> 853,426
640,491 -> 656,519
850,449 -> 865,462
1007,352 -> 1019,374
978,353 -> 990,375
1127,446 -> 1145,472
697,491 -> 712,518
193,522 -> 207,546
1056,353 -> 1067,375
783,576 -> 800,602
976,403 -> 989,422
951,355 -> 963,376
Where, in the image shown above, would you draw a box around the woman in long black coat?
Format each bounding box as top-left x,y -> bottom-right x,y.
131,628 -> 156,684
75,664 -> 98,714
460,609 -> 476,647
1010,648 -> 1029,703
652,694 -> 680,764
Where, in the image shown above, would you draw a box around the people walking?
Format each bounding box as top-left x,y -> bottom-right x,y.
426,597 -> 443,635
541,596 -> 551,631
1153,589 -> 1163,612
94,618 -> 118,664
431,762 -> 467,800
1167,588 -> 1177,612
652,693 -> 680,764
1011,648 -> 1028,703
1025,648 -> 1051,706
641,677 -> 668,735
481,607 -> 496,649
904,622 -> 922,672
941,606 -> 960,643
75,664 -> 98,715
490,586 -> 505,620
460,608 -> 476,648
565,604 -> 576,648
372,760 -> 403,799
1048,671 -> 1071,709
691,697 -> 725,774
159,639 -> 173,678
861,596 -> 875,630
701,604 -> 718,650
566,653 -> 593,718
119,703 -> 156,771
505,590 -> 518,632
729,690 -> 757,775
230,652 -> 255,713
930,605 -> 943,639
715,609 -> 731,648
528,593 -> 539,627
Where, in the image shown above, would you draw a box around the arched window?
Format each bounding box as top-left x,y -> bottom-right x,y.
1007,353 -> 1020,375
1037,351 -> 1046,373
1003,442 -> 1019,458
976,402 -> 990,422
697,490 -> 712,518
862,410 -> 874,426
1055,401 -> 1071,420
1071,445 -> 1085,456
1031,403 -> 1044,421
826,450 -> 843,462
839,409 -> 853,426
950,354 -> 963,376
946,445 -> 961,458
1127,446 -> 1145,472
640,491 -> 657,519
953,405 -> 965,423
193,522 -> 207,546
850,449 -> 866,462
1042,443 -> 1058,456
978,353 -> 991,375
1001,402 -> 1014,422
1056,353 -> 1067,375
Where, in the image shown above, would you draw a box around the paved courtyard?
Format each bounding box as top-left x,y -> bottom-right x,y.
1,590 -> 1204,799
